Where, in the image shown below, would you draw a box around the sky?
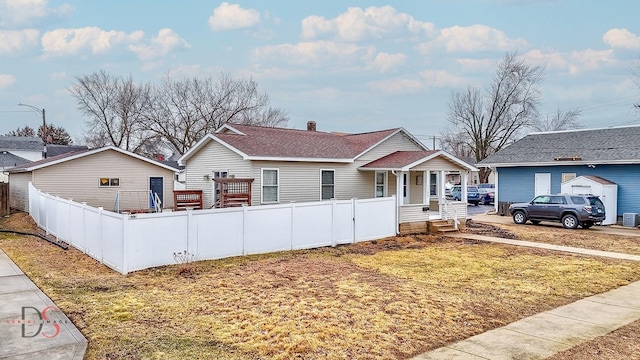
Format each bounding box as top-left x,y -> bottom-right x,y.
1,0 -> 640,147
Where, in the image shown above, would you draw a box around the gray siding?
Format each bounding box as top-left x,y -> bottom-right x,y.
497,165 -> 640,216
8,172 -> 32,212
31,150 -> 176,211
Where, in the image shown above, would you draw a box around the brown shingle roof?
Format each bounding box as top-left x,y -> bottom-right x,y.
215,124 -> 400,159
360,150 -> 438,169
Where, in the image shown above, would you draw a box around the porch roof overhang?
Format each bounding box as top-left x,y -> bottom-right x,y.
359,150 -> 479,172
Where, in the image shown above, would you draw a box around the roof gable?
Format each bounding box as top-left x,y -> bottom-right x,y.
478,125 -> 640,167
360,150 -> 479,171
180,124 -> 427,164
7,146 -> 179,173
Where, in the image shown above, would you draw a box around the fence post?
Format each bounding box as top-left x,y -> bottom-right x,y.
97,207 -> 104,264
81,202 -> 87,254
122,215 -> 129,274
352,198 -> 357,243
331,199 -> 337,247
290,202 -> 295,250
242,205 -> 248,256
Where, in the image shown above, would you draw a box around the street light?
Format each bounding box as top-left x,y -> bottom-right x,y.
17,103 -> 46,144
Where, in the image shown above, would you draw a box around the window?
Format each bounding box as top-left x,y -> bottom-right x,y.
99,178 -> 120,187
430,173 -> 438,196
533,196 -> 551,204
550,196 -> 567,204
403,173 -> 407,197
375,171 -> 387,198
562,173 -> 576,182
261,169 -> 279,203
321,170 -> 335,200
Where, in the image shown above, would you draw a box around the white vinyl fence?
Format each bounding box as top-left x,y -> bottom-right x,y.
28,183 -> 397,274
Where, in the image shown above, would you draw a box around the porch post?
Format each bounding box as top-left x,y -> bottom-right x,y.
461,171 -> 468,202
438,170 -> 446,218
395,171 -> 403,206
423,170 -> 430,205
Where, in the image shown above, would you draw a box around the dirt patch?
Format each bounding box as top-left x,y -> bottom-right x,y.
463,219 -> 519,239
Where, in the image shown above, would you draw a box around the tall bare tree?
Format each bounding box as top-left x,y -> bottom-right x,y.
444,52 -> 544,183
69,70 -> 152,153
531,108 -> 582,132
145,73 -> 288,155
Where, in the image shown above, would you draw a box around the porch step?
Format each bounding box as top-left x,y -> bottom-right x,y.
428,219 -> 459,234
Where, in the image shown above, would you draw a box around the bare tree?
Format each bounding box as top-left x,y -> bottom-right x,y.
69,70 -> 152,153
6,126 -> 36,137
145,73 -> 287,155
531,108 -> 582,132
444,52 -> 544,183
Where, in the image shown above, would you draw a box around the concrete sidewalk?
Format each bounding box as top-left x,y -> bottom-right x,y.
412,215 -> 640,360
0,249 -> 87,360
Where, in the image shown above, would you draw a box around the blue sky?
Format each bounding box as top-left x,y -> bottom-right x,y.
1,0 -> 640,146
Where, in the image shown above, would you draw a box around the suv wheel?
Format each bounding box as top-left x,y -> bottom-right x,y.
512,211 -> 527,225
562,214 -> 578,229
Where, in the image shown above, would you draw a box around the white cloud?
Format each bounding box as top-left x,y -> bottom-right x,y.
420,70 -> 465,88
301,5 -> 435,42
51,71 -> 66,80
129,28 -> 190,61
368,52 -> 406,73
417,24 -> 528,53
603,28 -> 640,50
253,41 -> 375,67
0,29 -> 39,54
0,0 -> 73,27
41,27 -> 144,56
208,2 -> 260,31
368,77 -> 424,94
0,74 -> 16,89
522,48 -> 616,75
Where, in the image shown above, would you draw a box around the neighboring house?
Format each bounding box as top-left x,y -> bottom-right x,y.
7,146 -> 178,212
0,151 -> 31,182
0,136 -> 43,162
476,125 -> 640,220
45,144 -> 89,157
178,122 -> 478,228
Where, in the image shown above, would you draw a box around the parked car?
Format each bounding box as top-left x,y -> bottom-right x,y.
477,183 -> 495,205
508,194 -> 605,229
450,185 -> 480,206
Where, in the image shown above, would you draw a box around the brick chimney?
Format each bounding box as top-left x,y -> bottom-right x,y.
307,121 -> 316,131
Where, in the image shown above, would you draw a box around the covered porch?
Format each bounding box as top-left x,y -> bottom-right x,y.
360,150 -> 479,234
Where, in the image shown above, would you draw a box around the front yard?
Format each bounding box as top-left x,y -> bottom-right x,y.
2,213 -> 640,359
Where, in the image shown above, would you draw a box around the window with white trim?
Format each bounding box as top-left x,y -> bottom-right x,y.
261,168 -> 279,203
212,170 -> 228,204
321,170 -> 335,200
375,171 -> 387,198
562,173 -> 576,183
430,173 -> 438,196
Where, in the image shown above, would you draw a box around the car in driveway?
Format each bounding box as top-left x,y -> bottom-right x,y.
508,194 -> 605,229
477,183 -> 495,205
450,185 -> 480,206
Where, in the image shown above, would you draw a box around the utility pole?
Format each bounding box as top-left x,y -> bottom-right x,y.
17,103 -> 46,144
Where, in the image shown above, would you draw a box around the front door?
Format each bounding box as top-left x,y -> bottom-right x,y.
149,177 -> 163,209
534,173 -> 551,196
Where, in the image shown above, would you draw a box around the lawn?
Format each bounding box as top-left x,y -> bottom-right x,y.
481,221 -> 640,255
2,213 -> 640,359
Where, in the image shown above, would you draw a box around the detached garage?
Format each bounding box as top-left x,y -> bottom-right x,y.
7,146 -> 178,212
561,175 -> 618,225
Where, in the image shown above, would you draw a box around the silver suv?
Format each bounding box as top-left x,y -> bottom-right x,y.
509,194 -> 605,229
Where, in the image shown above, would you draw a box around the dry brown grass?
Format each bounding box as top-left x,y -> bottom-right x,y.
2,213 -> 640,359
486,222 -> 640,255
547,319 -> 640,359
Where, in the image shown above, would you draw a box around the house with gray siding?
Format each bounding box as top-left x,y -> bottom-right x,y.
7,146 -> 178,212
476,125 -> 640,220
179,122 -> 478,229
